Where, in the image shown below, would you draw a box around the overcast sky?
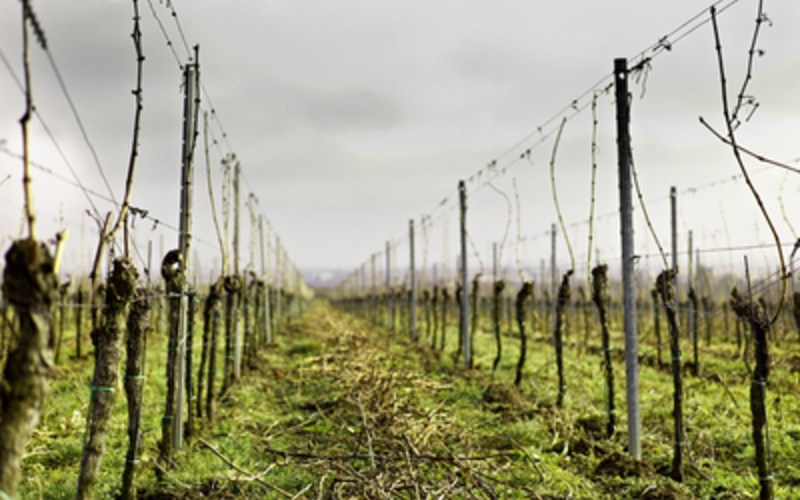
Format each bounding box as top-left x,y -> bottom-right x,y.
1,0 -> 799,289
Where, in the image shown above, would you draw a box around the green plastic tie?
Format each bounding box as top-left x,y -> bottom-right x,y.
90,384 -> 115,392
162,415 -> 173,421
760,475 -> 773,482
125,375 -> 146,380
126,459 -> 140,465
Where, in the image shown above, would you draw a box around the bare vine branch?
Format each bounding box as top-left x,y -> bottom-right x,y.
512,179 -> 527,282
708,6 -> 786,324
20,1 -> 36,241
587,93 -> 599,284
486,181 -> 512,276
549,117 -> 574,271
631,146 -> 668,269
204,111 -> 227,276
698,118 -> 800,175
107,0 -> 145,250
730,0 -> 767,128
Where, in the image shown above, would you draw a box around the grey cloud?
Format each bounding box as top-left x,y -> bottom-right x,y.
293,87 -> 407,135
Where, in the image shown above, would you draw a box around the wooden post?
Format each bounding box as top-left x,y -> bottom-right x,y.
615,57 -> 641,459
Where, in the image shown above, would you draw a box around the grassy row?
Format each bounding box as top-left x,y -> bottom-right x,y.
12,296 -> 800,498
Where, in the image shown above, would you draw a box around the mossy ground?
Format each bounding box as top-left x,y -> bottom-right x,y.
12,298 -> 800,498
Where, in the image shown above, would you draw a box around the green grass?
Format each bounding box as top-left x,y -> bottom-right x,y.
9,298 -> 800,499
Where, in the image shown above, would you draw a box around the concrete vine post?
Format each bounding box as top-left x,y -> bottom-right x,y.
459,180 -> 469,366
615,57 -> 641,459
173,53 -> 199,453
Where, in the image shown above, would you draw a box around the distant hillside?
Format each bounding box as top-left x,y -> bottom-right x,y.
301,268 -> 350,289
